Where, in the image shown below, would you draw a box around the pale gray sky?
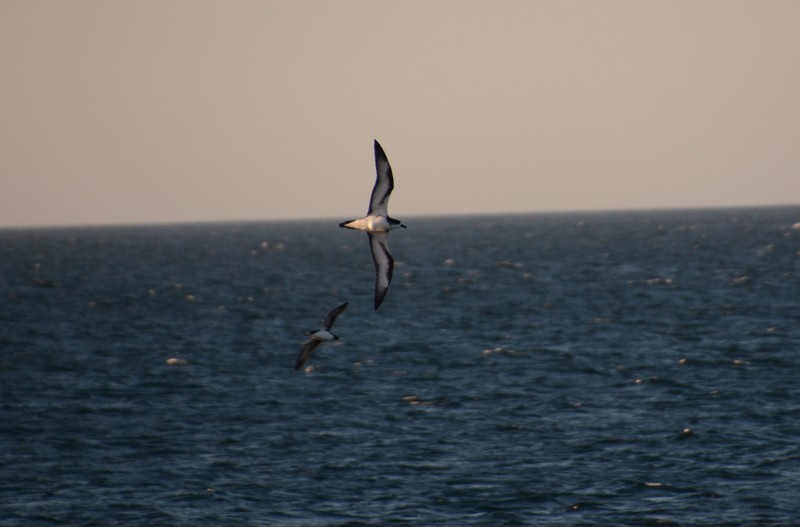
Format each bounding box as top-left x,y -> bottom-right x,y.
2,1 -> 799,228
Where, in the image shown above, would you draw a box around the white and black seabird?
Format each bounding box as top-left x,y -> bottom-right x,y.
295,302 -> 348,370
339,140 -> 406,310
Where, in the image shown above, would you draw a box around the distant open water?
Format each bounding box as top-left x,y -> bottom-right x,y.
2,207 -> 800,526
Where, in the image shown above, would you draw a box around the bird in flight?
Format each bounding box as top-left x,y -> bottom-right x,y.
339,140 -> 406,310
295,302 -> 349,370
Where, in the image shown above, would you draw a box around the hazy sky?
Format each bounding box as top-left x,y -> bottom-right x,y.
2,1 -> 799,228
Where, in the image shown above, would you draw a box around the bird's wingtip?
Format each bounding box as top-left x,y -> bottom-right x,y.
374,292 -> 387,310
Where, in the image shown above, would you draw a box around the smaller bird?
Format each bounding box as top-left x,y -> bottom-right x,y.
295,302 -> 349,370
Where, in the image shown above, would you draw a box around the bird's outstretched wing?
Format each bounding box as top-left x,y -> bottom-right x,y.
295,339 -> 322,370
368,140 -> 395,217
368,231 -> 393,310
323,302 -> 348,330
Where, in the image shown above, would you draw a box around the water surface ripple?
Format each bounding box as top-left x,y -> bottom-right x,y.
2,207 -> 799,526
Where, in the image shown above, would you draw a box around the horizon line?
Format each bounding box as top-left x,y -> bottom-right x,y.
2,202 -> 799,231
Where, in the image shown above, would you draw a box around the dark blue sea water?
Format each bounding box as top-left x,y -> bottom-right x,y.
2,207 -> 800,526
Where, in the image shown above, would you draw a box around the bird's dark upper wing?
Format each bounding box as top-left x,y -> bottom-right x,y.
295,339 -> 322,370
368,140 -> 394,217
323,302 -> 348,330
368,231 -> 393,310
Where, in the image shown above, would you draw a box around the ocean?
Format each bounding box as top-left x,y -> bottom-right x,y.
1,207 -> 799,526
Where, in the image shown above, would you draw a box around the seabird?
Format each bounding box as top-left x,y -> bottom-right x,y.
295,302 -> 348,370
339,140 -> 406,310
